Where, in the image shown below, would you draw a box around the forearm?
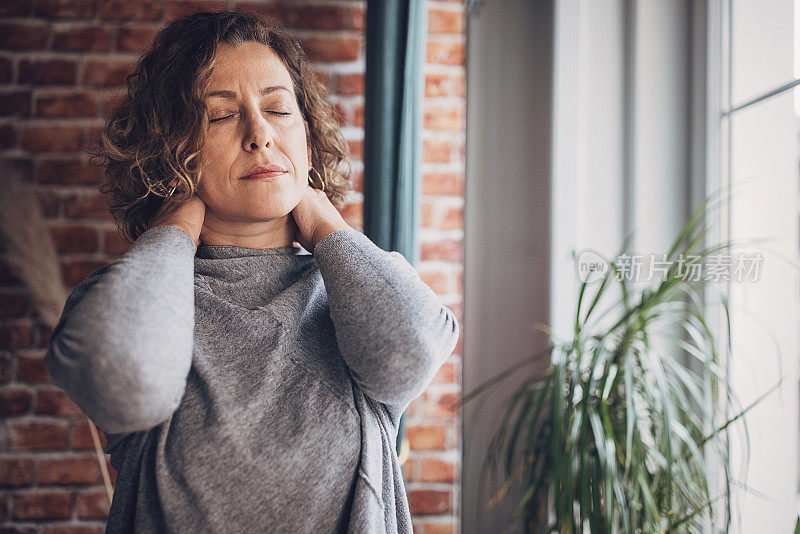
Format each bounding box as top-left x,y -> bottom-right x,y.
312,229 -> 460,410
46,225 -> 196,434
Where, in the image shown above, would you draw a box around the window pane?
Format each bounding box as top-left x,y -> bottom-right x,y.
731,0 -> 795,107
727,90 -> 800,532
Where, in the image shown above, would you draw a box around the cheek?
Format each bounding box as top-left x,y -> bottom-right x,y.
200,135 -> 226,163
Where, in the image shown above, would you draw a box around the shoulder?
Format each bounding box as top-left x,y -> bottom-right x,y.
58,263 -> 113,317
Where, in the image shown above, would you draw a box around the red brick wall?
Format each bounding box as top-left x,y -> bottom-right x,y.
0,1 -> 466,533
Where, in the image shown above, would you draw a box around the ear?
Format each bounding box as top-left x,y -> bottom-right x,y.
307,145 -> 312,166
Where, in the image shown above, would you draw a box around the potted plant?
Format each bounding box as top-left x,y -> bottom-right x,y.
461,190 -> 786,533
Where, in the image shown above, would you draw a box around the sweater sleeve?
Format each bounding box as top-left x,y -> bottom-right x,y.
311,228 -> 460,411
45,224 -> 197,434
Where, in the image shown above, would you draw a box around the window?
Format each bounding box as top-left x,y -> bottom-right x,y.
715,0 -> 800,530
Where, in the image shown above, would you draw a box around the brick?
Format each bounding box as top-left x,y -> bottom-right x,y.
166,0 -> 227,20
353,101 -> 365,128
301,37 -> 361,63
102,229 -> 130,255
0,123 -> 17,149
0,322 -> 34,349
422,200 -> 433,227
423,172 -> 463,195
427,40 -> 465,66
402,457 -> 413,480
0,91 -> 32,117
338,202 -> 363,229
425,73 -> 455,97
0,387 -> 32,416
232,2 -> 284,23
0,56 -> 12,83
406,398 -> 418,418
424,104 -> 462,131
19,59 -> 77,85
0,255 -> 28,286
64,192 -> 110,220
422,139 -> 452,163
83,125 -> 103,151
334,72 -> 364,96
407,423 -> 446,450
419,457 -> 456,483
34,387 -> 83,417
49,224 -> 99,254
12,489 -> 72,519
0,525 -> 40,534
0,457 -> 35,486
0,292 -> 28,317
42,525 -> 105,534
20,124 -> 83,152
0,0 -> 31,16
116,25 -> 158,53
7,420 -> 68,450
102,91 -> 123,116
421,239 -> 462,262
351,169 -> 362,193
428,7 -> 464,34
69,420 -> 107,451
455,74 -> 465,97
441,205 -> 462,229
420,270 -> 449,294
425,391 -> 461,418
347,140 -> 362,160
36,322 -> 54,349
16,353 -> 50,384
0,23 -> 48,50
37,456 -> 101,485
284,4 -> 365,31
424,522 -> 457,534
36,189 -> 62,217
76,488 -> 110,518
37,158 -> 102,185
60,260 -> 107,288
99,0 -> 162,21
0,354 -> 11,383
83,59 -> 135,87
311,69 -> 331,92
34,0 -> 94,18
53,26 -> 112,52
432,360 -> 456,384
407,489 -> 451,515
36,91 -> 97,118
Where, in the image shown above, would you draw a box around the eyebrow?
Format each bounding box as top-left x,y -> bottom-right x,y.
206,86 -> 293,99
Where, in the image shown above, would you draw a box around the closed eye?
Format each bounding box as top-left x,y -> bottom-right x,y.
209,114 -> 235,124
209,110 -> 292,124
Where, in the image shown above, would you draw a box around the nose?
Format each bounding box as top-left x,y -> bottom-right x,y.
242,111 -> 273,152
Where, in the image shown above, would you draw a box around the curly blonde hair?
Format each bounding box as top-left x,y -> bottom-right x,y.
93,10 -> 353,243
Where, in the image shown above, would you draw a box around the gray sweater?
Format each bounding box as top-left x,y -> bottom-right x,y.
45,224 -> 459,533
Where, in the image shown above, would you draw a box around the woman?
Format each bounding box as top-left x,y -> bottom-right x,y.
45,10 -> 459,534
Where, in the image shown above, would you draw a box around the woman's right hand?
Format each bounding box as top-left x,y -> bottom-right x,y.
149,192 -> 206,250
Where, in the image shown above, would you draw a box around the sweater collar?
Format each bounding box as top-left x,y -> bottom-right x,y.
196,243 -> 311,259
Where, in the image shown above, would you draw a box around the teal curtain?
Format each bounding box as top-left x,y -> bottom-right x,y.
363,0 -> 427,459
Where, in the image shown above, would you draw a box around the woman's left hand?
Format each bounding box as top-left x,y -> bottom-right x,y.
291,184 -> 351,253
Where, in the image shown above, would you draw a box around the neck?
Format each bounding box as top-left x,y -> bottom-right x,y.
199,212 -> 299,249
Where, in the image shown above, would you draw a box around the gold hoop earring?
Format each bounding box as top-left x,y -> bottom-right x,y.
309,167 -> 327,192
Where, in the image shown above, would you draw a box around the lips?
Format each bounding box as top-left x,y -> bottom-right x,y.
240,164 -> 288,180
